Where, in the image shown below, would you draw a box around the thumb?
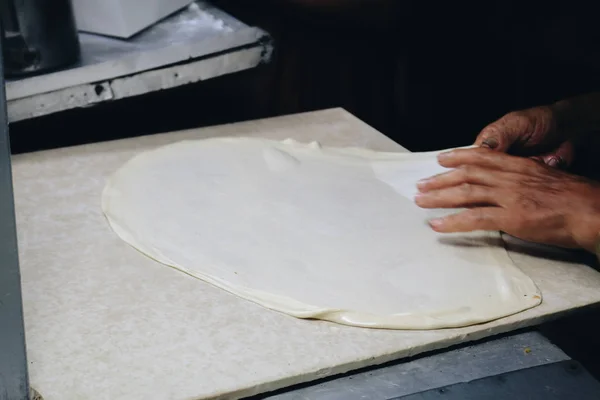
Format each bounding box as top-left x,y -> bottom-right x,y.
539,140 -> 575,169
474,111 -> 536,152
474,124 -> 512,152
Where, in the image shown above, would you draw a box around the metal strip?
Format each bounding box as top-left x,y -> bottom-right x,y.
261,332 -> 569,400
395,361 -> 600,400
0,21 -> 31,400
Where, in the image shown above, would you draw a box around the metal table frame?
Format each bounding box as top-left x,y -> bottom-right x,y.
259,331 -> 573,400
0,22 -> 31,400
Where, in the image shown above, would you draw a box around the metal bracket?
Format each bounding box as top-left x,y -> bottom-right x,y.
0,20 -> 31,400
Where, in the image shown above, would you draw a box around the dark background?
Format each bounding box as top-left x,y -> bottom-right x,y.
7,0 -> 600,380
12,1 -> 600,154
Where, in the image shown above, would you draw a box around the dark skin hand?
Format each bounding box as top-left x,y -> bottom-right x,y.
415,148 -> 600,253
474,93 -> 600,169
474,105 -> 575,168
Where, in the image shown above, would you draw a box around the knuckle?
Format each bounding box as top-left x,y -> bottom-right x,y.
506,110 -> 538,135
522,157 -> 537,167
459,183 -> 473,196
473,150 -> 495,164
457,165 -> 473,180
509,106 -> 555,138
506,110 -> 532,126
521,157 -> 545,173
480,125 -> 500,137
470,208 -> 487,223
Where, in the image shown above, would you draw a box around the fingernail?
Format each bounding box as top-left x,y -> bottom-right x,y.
481,138 -> 498,149
416,178 -> 429,188
437,151 -> 452,162
429,218 -> 443,230
547,157 -> 559,167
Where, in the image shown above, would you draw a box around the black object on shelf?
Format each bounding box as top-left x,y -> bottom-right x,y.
0,0 -> 81,77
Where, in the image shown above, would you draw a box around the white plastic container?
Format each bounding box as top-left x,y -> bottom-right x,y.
71,0 -> 194,38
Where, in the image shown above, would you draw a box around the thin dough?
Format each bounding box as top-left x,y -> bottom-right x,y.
102,137 -> 541,329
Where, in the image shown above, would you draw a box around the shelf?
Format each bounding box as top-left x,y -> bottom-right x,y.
6,1 -> 272,122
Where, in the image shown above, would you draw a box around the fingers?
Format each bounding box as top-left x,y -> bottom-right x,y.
429,208 -> 507,233
475,125 -> 510,152
437,147 -> 541,174
414,184 -> 510,209
474,112 -> 531,152
417,166 -> 523,192
540,140 -> 575,168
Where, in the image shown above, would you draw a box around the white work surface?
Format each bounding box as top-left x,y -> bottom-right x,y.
13,109 -> 600,400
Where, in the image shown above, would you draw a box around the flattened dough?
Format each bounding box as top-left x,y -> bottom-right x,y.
102,137 -> 541,329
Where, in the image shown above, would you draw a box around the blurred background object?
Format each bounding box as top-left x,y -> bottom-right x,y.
1,0 -> 80,77
3,1 -> 272,153
71,0 -> 194,38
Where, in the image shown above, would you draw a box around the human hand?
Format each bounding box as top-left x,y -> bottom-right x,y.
475,105 -> 574,168
415,148 -> 600,252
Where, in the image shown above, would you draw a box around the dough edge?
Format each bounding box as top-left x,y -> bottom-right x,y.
101,137 -> 542,330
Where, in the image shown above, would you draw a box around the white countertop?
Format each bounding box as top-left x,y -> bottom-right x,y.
13,109 -> 600,400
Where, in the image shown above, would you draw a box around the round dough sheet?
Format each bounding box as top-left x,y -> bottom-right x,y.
102,137 -> 541,329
